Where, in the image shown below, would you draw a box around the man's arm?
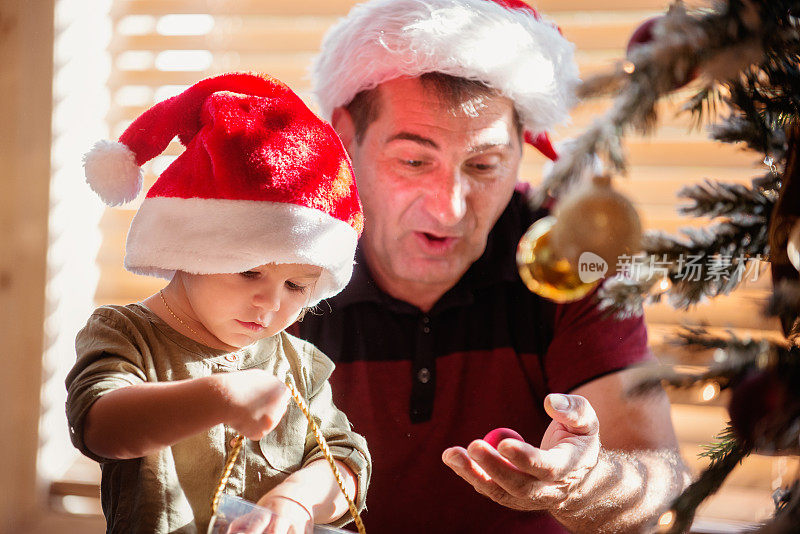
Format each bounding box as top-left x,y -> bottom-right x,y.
443,368 -> 691,534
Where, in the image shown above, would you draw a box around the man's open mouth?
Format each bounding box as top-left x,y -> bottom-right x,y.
423,232 -> 448,242
415,231 -> 458,252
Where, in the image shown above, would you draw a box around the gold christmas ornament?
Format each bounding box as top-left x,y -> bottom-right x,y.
517,176 -> 642,303
550,175 -> 642,276
516,216 -> 599,303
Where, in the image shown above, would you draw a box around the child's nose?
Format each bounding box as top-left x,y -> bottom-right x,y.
252,285 -> 281,312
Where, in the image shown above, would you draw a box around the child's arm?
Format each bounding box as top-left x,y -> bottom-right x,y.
83,369 -> 289,459
256,459 -> 358,524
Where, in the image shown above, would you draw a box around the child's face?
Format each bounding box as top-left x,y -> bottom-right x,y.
181,263 -> 321,348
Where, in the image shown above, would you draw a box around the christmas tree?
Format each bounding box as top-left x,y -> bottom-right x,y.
518,1 -> 800,532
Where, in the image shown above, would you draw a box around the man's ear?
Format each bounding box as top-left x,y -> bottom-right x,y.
331,106 -> 356,152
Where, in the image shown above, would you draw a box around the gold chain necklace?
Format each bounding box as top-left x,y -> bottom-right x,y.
159,289 -> 202,338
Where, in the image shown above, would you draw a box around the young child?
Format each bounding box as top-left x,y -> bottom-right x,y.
66,72 -> 370,533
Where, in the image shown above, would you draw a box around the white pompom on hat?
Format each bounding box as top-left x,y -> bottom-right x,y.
311,0 -> 580,161
83,72 -> 363,305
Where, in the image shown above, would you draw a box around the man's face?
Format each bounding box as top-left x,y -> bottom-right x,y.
339,77 -> 522,296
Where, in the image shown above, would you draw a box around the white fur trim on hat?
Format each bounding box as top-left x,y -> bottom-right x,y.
83,140 -> 143,206
124,197 -> 358,305
311,0 -> 580,135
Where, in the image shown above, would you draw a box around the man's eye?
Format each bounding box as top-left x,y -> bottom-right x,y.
467,160 -> 498,172
402,159 -> 425,168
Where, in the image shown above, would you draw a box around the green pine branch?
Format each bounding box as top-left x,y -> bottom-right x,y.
662,445 -> 750,534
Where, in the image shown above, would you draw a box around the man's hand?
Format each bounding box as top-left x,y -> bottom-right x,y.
445,372 -> 690,533
442,393 -> 600,511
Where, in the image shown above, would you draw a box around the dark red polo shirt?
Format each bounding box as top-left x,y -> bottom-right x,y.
294,191 -> 650,533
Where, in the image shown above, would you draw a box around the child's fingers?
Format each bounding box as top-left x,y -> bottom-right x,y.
261,380 -> 290,408
243,410 -> 285,440
244,428 -> 267,441
256,495 -> 313,534
226,510 -> 271,534
260,388 -> 290,429
261,515 -> 306,534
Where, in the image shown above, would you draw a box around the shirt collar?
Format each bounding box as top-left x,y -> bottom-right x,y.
331,248 -> 387,308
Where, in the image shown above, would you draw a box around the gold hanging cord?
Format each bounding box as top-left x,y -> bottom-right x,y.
210,378 -> 366,534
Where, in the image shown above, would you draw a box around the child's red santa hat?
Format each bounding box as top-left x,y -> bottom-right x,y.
83,72 -> 363,305
311,0 -> 579,161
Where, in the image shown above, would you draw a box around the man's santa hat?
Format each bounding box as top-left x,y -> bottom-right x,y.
311,0 -> 580,161
83,72 -> 363,305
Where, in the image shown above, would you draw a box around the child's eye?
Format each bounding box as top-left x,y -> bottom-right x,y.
285,281 -> 309,293
240,271 -> 260,279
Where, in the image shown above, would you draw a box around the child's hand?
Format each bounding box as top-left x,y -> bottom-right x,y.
212,370 -> 290,440
223,508 -> 273,534
225,494 -> 313,534
224,498 -> 312,534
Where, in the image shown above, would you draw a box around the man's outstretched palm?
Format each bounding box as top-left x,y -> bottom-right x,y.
442,394 -> 601,511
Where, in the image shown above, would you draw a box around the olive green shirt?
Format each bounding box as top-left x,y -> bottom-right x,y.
66,304 -> 371,533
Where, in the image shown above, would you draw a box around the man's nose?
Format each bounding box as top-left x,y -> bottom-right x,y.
425,167 -> 468,226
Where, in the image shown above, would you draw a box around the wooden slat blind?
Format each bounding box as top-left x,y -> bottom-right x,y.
83,1 -> 783,526
99,0 -> 777,336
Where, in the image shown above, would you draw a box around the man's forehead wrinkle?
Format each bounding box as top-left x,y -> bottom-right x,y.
385,132 -> 439,149
383,127 -> 511,153
382,120 -> 515,153
374,78 -> 518,152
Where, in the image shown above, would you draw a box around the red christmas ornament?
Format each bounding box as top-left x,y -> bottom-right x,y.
483,428 -> 525,448
728,370 -> 788,446
625,15 -> 698,90
626,16 -> 660,56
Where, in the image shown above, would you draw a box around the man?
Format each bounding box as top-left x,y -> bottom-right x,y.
295,0 -> 691,532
